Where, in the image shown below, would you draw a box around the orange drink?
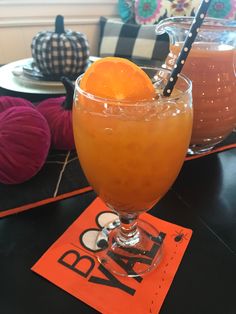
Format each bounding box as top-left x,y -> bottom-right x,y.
166,42 -> 236,153
156,17 -> 236,154
73,87 -> 192,213
73,58 -> 192,276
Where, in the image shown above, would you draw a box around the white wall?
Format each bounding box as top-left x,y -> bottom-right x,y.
0,0 -> 119,64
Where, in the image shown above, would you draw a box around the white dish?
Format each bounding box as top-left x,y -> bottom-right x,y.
0,56 -> 100,95
0,58 -> 65,94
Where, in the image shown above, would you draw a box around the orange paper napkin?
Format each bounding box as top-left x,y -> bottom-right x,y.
32,197 -> 192,314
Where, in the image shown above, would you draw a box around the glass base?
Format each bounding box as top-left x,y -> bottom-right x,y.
95,219 -> 164,277
188,145 -> 214,155
188,135 -> 229,155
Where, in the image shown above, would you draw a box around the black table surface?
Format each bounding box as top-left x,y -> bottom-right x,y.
1,145 -> 236,314
1,75 -> 236,314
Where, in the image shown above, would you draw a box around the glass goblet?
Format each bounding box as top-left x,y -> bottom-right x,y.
73,67 -> 192,277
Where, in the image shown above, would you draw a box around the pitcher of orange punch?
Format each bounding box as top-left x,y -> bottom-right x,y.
156,17 -> 236,155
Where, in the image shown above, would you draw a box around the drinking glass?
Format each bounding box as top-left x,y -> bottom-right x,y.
156,17 -> 236,155
73,67 -> 192,276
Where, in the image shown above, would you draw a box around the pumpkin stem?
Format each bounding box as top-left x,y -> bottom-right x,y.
61,77 -> 75,110
55,15 -> 65,34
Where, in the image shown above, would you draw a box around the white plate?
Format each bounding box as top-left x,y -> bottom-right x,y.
0,58 -> 65,94
0,56 -> 100,95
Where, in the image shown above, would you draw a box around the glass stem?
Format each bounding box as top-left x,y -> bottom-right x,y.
116,213 -> 140,247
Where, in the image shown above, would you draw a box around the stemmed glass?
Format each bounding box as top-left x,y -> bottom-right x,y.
73,66 -> 192,277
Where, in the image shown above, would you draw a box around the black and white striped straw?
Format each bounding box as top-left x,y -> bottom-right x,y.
163,0 -> 212,96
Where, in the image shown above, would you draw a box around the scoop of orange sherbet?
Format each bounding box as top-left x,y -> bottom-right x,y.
80,57 -> 155,101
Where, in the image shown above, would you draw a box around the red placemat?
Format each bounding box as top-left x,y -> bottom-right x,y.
32,197 -> 192,314
1,132 -> 236,218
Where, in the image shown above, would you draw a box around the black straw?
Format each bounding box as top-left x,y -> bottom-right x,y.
163,0 -> 212,96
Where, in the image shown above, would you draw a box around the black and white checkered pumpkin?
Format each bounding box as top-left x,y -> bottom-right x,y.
31,15 -> 90,79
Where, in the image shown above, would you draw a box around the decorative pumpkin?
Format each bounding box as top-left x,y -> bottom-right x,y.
37,77 -> 75,150
31,15 -> 90,80
0,96 -> 34,113
0,106 -> 51,184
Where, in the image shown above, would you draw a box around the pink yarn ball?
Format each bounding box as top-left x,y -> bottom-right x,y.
0,96 -> 34,113
37,96 -> 75,150
0,106 -> 51,184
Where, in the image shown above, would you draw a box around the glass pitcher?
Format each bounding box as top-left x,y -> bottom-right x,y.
156,17 -> 236,155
